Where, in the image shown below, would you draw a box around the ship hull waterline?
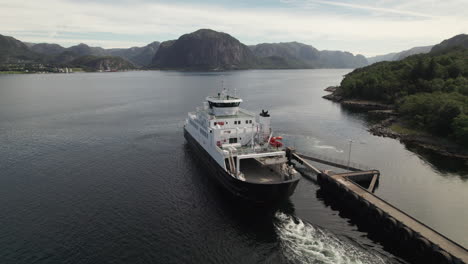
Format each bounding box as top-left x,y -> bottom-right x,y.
184,128 -> 300,204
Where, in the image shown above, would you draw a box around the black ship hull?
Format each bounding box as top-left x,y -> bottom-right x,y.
184,128 -> 300,204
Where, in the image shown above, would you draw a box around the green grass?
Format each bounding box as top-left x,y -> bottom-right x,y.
390,123 -> 425,136
71,68 -> 84,72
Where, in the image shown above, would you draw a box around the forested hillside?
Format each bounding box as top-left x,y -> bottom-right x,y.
339,42 -> 468,146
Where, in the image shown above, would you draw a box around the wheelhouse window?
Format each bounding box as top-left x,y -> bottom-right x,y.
229,138 -> 238,144
208,102 -> 241,108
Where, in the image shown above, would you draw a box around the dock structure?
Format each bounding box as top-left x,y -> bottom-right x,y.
286,147 -> 468,264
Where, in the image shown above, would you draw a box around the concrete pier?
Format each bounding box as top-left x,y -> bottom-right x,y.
286,147 -> 468,264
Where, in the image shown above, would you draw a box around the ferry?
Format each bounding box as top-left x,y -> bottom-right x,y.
184,90 -> 300,203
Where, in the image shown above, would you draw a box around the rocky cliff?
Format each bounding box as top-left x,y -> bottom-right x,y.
151,29 -> 257,70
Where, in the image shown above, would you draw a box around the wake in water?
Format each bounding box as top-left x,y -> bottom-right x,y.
274,213 -> 390,264
277,133 -> 345,154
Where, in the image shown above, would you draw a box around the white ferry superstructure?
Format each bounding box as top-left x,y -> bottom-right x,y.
183,90 -> 300,203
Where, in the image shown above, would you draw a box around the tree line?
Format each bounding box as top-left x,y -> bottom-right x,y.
340,47 -> 468,146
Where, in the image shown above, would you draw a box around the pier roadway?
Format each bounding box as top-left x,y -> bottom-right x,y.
286,147 -> 468,264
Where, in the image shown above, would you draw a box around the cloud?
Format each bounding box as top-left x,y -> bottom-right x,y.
303,0 -> 437,18
0,0 -> 466,56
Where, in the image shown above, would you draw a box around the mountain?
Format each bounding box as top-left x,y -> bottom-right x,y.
66,43 -> 108,57
367,45 -> 433,64
0,35 -> 137,71
319,50 -> 368,68
26,43 -> 111,64
250,42 -> 367,68
367,34 -> 468,63
250,42 -> 320,61
431,34 -> 468,54
30,43 -> 66,55
70,55 -> 135,71
4,30 -> 466,71
107,41 -> 160,66
395,45 -> 433,60
43,43 -> 114,64
250,42 -> 320,68
151,29 -> 257,70
367,53 -> 398,64
49,51 -> 81,64
0,34 -> 42,64
27,41 -> 159,67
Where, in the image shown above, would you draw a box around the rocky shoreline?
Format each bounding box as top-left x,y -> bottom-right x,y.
323,86 -> 468,159
322,86 -> 394,111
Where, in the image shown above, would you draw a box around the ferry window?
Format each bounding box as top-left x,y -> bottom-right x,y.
245,120 -> 248,124
214,122 -> 217,125
208,102 -> 240,108
229,138 -> 238,144
249,120 -> 252,124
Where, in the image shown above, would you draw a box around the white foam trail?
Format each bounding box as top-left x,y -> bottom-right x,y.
275,213 -> 389,264
277,133 -> 344,153
314,145 -> 344,152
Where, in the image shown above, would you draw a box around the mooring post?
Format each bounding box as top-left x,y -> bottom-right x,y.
368,173 -> 379,193
286,147 -> 295,165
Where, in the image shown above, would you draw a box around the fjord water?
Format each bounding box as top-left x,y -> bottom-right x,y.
0,70 -> 466,264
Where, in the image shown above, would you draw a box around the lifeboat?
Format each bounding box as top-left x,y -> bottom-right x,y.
269,136 -> 283,148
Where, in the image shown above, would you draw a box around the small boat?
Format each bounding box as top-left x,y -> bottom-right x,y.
184,89 -> 300,203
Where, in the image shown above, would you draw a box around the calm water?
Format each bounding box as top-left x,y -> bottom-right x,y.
0,70 -> 466,264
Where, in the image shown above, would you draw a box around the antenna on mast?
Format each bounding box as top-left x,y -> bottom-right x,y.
219,79 -> 227,98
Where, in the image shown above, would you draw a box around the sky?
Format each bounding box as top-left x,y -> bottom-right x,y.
1,0 -> 467,56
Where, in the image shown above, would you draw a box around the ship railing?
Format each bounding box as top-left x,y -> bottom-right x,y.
215,145 -> 228,156
233,145 -> 284,156
297,150 -> 373,171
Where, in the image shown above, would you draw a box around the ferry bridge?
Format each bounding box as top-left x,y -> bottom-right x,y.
286,147 -> 468,264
